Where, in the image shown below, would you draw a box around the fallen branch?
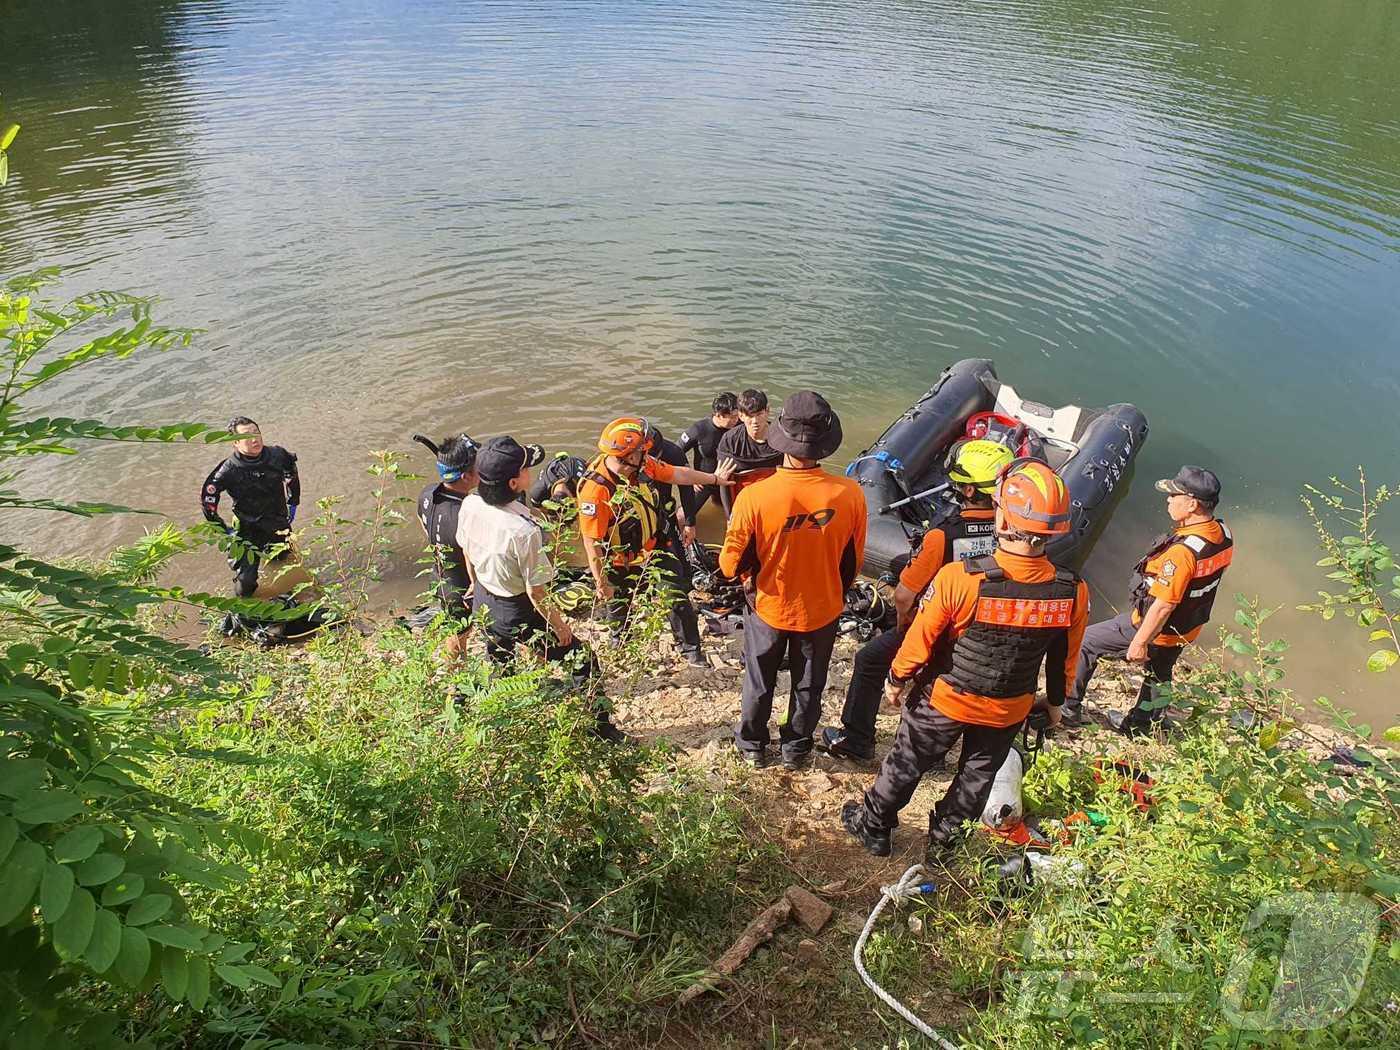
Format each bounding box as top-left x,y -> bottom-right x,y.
677,897 -> 792,1006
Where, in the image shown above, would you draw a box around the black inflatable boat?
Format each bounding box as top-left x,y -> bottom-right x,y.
849,359 -> 1148,577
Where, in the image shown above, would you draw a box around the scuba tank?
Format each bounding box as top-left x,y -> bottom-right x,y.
981,746 -> 1025,830
980,712 -> 1050,844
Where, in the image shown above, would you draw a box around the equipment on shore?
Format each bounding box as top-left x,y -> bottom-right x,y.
219,596 -> 336,648
849,359 -> 1149,577
979,713 -> 1050,847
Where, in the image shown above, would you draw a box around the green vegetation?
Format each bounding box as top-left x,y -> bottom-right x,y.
903,608 -> 1398,1048
1,142 -> 1395,1048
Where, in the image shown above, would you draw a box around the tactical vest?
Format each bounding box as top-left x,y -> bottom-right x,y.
942,556 -> 1079,699
1130,521 -> 1234,639
911,511 -> 997,577
584,456 -> 664,556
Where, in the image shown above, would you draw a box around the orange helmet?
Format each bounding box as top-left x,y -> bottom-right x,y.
995,459 -> 1072,535
597,417 -> 653,457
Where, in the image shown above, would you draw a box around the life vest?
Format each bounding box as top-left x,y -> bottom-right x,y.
941,556 -> 1079,700
583,455 -> 665,557
1130,521 -> 1234,640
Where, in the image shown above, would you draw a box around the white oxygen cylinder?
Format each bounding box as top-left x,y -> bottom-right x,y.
981,746 -> 1025,829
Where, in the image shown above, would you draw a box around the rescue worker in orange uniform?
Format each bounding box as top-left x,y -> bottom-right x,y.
1063,465 -> 1232,735
819,439 -> 1012,761
577,417 -> 736,666
720,391 -> 867,769
841,459 -> 1089,857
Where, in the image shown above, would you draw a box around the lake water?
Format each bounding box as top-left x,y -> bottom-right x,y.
3,0 -> 1398,723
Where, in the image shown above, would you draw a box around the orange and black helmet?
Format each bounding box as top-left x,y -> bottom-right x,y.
597,417 -> 654,457
995,458 -> 1072,536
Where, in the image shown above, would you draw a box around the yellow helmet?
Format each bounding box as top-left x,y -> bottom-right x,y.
948,439 -> 1014,494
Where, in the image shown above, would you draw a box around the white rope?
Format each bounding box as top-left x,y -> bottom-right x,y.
852,864 -> 962,1050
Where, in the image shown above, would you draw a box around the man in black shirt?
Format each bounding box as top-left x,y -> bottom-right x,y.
716,389 -> 783,516
201,417 -> 300,599
678,392 -> 739,512
412,433 -> 479,657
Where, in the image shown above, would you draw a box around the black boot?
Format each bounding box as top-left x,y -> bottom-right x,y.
841,800 -> 892,857
592,718 -> 630,745
926,812 -> 962,859
818,727 -> 873,762
1108,709 -> 1155,738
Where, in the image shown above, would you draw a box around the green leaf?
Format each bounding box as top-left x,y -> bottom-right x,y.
1176,800 -> 1201,813
85,908 -> 122,973
1258,723 -> 1283,750
0,151 -> 8,187
124,893 -> 171,926
215,963 -> 251,989
12,788 -> 85,825
1384,726 -> 1400,743
67,653 -> 90,689
1370,629 -> 1393,642
114,926 -> 151,987
0,839 -> 45,923
0,123 -> 18,150
52,825 -> 103,863
145,924 -> 203,951
74,852 -> 124,887
52,886 -> 96,959
0,816 -> 18,864
243,963 -> 279,988
40,861 -> 76,922
161,946 -> 189,1001
0,759 -> 46,797
187,955 -> 211,1010
100,873 -> 145,907
1366,649 -> 1398,673
1365,871 -> 1400,898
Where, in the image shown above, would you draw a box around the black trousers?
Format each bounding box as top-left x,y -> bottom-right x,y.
473,590 -> 598,684
735,611 -> 839,757
838,628 -> 904,752
229,523 -> 289,598
1070,612 -> 1183,719
862,699 -> 1021,832
603,546 -> 701,656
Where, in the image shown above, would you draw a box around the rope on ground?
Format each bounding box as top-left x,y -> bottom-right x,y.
852,864 -> 961,1050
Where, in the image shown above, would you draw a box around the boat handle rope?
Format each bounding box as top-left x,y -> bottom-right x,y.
853,863 -> 962,1049
845,449 -> 906,477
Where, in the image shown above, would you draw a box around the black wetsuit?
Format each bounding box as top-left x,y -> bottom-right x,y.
716,427 -> 782,515
679,416 -> 736,511
528,455 -> 588,509
649,435 -> 703,529
416,482 -> 473,618
201,447 -> 300,597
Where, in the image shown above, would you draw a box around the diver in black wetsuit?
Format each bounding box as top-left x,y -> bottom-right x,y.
412,433 -> 480,654
678,392 -> 740,511
201,417 -> 300,600
528,452 -> 588,510
646,424 -> 705,547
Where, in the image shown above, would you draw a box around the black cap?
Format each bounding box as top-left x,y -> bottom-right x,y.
476,437 -> 545,484
1155,465 -> 1221,503
767,391 -> 843,460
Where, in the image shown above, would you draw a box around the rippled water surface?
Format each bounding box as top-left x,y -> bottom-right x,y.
3,0 -> 1398,718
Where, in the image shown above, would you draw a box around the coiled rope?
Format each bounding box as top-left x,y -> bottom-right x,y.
852,864 -> 962,1050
